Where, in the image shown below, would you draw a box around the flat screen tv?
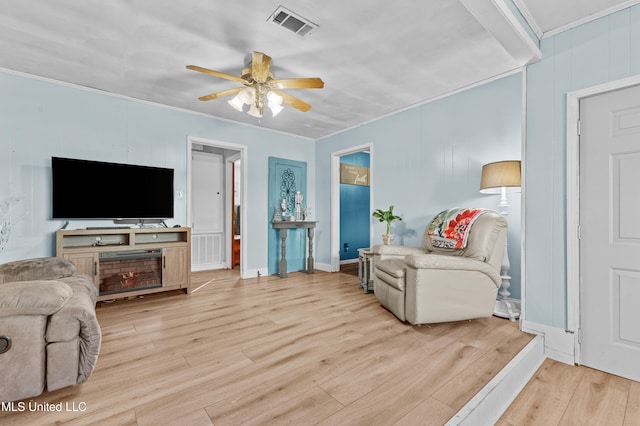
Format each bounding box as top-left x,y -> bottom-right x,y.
52,157 -> 174,220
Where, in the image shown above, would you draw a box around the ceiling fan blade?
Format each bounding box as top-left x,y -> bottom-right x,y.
198,87 -> 242,101
251,51 -> 272,83
272,90 -> 311,112
186,65 -> 245,83
269,78 -> 324,90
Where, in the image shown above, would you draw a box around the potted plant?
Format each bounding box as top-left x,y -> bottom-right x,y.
372,205 -> 402,244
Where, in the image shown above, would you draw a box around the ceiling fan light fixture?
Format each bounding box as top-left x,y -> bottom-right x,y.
267,91 -> 284,117
188,50 -> 323,119
267,91 -> 282,105
247,103 -> 263,118
269,103 -> 284,117
239,87 -> 255,104
228,94 -> 244,112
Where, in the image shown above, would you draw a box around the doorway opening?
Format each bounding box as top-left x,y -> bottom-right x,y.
330,144 -> 373,273
231,157 -> 241,270
187,136 -> 248,277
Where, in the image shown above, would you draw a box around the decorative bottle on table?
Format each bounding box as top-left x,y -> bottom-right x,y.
272,205 -> 282,222
295,191 -> 303,221
281,198 -> 287,219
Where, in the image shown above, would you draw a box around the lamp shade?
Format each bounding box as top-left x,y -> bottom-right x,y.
267,91 -> 284,117
247,103 -> 263,118
480,160 -> 521,194
269,102 -> 284,117
227,94 -> 244,112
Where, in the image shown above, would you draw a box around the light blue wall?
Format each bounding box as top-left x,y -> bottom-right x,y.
0,71 -> 314,272
316,73 -> 523,298
525,4 -> 640,328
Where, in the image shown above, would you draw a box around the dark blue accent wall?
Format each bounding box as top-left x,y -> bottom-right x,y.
340,152 -> 370,261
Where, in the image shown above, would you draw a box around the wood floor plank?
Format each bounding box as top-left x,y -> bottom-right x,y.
318,333 -> 454,406
560,368 -> 630,425
124,357 -> 254,425
138,409 -> 213,426
394,397 -> 457,426
455,317 -> 522,350
624,381 -> 640,426
239,319 -> 364,363
317,341 -> 486,425
236,387 -> 344,426
496,359 -> 585,426
65,409 -> 139,426
42,410 -> 139,426
432,325 -> 533,411
205,379 -> 344,425
203,314 -> 413,423
498,358 -> 640,426
137,305 -> 398,421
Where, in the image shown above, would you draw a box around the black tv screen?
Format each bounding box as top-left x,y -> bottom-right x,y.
52,157 -> 174,220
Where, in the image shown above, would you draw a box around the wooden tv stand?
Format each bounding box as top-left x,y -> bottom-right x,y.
56,227 -> 191,302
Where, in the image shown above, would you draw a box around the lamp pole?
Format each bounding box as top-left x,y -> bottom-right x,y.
495,187 -> 520,321
479,160 -> 521,321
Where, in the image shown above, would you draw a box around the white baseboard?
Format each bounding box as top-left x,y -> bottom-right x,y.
192,264 -> 224,272
447,335 -> 546,425
243,264 -> 337,277
521,319 -> 575,365
315,262 -> 333,272
241,267 -> 269,279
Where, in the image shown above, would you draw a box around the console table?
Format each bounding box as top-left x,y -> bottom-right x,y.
271,220 -> 316,278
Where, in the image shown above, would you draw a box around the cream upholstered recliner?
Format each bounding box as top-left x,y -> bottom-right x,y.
372,209 -> 507,325
0,257 -> 101,402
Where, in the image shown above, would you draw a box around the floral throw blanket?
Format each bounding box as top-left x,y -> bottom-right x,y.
427,208 -> 485,249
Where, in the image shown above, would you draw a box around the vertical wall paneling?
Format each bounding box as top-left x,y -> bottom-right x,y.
316,73 -> 523,298
526,3 -> 640,328
0,70 -> 313,275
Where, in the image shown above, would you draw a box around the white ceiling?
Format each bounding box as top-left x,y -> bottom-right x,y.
0,0 -> 635,140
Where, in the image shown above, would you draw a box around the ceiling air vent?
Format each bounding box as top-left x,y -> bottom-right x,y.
268,6 -> 318,38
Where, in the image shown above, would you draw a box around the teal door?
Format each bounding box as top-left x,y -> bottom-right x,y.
268,157 -> 307,275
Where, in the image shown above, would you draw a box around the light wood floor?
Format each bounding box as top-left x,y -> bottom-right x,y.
1,269 -> 532,425
498,359 -> 640,425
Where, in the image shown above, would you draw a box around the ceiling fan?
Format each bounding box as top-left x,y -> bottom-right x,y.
187,51 -> 324,118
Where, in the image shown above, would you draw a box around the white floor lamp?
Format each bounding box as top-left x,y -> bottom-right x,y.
480,160 -> 521,321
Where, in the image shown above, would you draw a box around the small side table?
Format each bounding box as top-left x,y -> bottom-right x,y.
358,248 -> 374,293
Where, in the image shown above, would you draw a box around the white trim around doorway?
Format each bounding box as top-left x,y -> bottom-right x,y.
187,136 -> 249,278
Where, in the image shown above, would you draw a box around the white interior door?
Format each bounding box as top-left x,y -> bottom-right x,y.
191,151 -> 224,271
580,84 -> 640,381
